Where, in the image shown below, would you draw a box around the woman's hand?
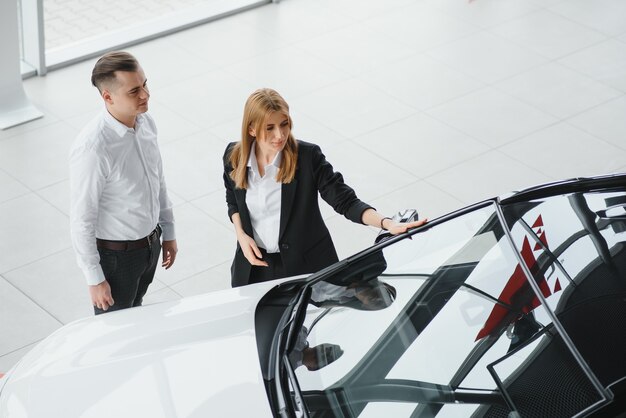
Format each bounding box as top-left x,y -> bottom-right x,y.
237,232 -> 269,267
384,218 -> 428,235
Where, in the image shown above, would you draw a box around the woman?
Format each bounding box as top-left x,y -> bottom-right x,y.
223,88 -> 426,287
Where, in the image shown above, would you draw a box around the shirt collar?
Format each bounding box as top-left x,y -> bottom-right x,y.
103,109 -> 144,138
247,141 -> 282,177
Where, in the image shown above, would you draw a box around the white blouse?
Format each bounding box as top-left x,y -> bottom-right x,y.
245,143 -> 282,253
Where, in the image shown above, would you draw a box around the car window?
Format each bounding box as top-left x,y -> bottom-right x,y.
288,203 -> 605,418
503,190 -> 626,392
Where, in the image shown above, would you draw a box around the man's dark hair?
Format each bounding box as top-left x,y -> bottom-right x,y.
91,51 -> 139,92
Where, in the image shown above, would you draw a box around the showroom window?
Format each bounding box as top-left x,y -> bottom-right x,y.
15,0 -> 276,77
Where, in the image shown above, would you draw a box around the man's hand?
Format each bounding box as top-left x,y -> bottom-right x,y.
89,280 -> 114,311
162,239 -> 178,269
237,232 -> 268,267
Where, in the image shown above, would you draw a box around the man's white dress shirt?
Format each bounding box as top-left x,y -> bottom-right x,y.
69,110 -> 175,285
246,143 -> 282,253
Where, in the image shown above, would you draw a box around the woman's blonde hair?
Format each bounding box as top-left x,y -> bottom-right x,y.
229,88 -> 298,189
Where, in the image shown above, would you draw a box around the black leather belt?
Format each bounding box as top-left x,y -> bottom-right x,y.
96,226 -> 161,251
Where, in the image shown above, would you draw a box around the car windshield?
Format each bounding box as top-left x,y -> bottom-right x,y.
280,189 -> 626,418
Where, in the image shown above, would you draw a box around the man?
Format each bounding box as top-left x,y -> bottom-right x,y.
70,51 -> 177,315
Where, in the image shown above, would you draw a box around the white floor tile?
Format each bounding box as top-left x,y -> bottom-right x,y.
152,203 -> 235,286
287,110 -> 349,152
495,62 -> 621,119
0,121 -> 77,190
426,87 -> 557,147
491,9 -> 607,59
3,248 -> 92,324
292,79 -> 418,139
206,116 -> 242,145
157,69 -> 255,129
426,151 -> 552,204
322,141 -> 419,202
294,23 -> 417,77
500,123 -> 626,179
167,14 -> 287,69
190,191 -> 231,230
36,180 -> 70,216
426,0 -> 541,29
325,215 -> 379,260
313,0 -> 417,22
0,342 -> 38,373
208,110 -> 349,153
360,53 -> 485,111
0,194 -> 70,274
316,198 -> 336,221
369,180 -> 464,222
224,46 -> 351,100
23,59 -> 102,120
558,39 -> 626,93
143,286 -> 182,306
528,0 -> 565,7
238,0 -> 355,43
358,113 -> 490,178
170,262 -> 231,297
0,111 -> 60,142
144,100 -> 204,144
548,0 -> 626,37
567,96 -> 626,151
0,170 -> 29,204
362,3 -> 480,52
426,31 -> 547,83
145,278 -> 167,296
161,131 -> 230,201
64,109 -> 100,131
167,189 -> 187,208
126,38 -> 218,90
0,276 -> 61,355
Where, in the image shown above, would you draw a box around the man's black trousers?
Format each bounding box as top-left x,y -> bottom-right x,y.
95,241 -> 161,315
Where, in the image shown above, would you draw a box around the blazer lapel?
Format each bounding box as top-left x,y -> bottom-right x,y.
279,179 -> 298,241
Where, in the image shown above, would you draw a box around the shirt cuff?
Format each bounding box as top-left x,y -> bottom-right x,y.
160,223 -> 176,241
84,266 -> 106,286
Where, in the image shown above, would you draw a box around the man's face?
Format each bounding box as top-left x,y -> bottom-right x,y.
103,67 -> 150,118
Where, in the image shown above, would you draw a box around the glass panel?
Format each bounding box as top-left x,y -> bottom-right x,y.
32,0 -> 264,69
43,0 -> 218,50
503,190 -> 626,389
289,203 -> 604,417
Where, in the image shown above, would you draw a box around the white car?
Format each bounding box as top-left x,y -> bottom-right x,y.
1,174 -> 626,417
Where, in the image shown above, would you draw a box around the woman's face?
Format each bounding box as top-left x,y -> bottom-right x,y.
252,111 -> 290,155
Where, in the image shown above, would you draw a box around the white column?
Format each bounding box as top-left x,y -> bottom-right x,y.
20,0 -> 47,76
0,0 -> 43,130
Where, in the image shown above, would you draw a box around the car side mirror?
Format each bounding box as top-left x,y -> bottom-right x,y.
374,208 -> 418,244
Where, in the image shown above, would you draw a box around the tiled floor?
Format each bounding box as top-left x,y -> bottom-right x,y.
2,0 -> 626,371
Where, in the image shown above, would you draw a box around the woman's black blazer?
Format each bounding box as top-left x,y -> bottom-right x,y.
223,140 -> 373,287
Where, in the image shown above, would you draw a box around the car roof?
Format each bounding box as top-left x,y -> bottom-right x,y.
500,172 -> 626,205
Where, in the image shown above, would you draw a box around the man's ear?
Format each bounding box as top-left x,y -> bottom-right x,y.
101,88 -> 113,105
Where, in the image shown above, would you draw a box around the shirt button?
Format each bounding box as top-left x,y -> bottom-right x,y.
281,243 -> 289,250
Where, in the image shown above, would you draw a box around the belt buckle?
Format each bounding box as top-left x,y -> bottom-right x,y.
147,228 -> 158,249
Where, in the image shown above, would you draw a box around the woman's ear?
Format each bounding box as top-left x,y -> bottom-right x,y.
248,124 -> 256,138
